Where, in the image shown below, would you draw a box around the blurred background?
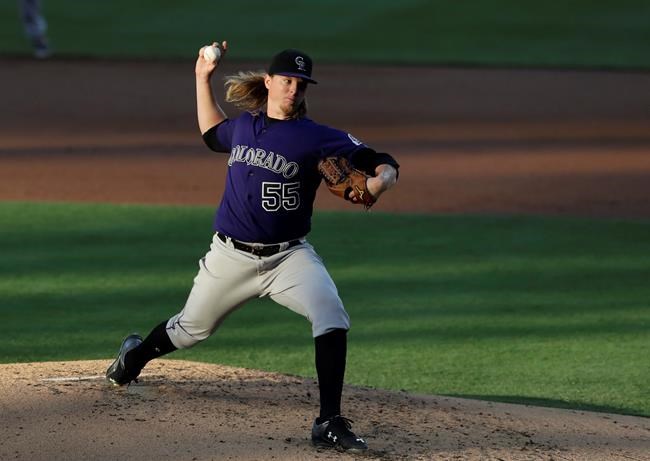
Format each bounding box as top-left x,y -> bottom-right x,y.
1,0 -> 649,215
1,0 -> 649,68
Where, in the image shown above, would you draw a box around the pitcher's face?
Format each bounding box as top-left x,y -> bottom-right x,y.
265,74 -> 307,118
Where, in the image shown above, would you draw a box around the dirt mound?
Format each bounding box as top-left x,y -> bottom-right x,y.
1,360 -> 648,460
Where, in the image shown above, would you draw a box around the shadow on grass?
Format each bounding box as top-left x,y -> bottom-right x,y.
447,394 -> 649,418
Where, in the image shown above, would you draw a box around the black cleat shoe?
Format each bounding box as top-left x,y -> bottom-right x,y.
106,334 -> 143,386
311,415 -> 368,452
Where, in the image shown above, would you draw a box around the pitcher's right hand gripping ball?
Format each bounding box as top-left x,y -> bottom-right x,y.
318,157 -> 376,209
202,44 -> 221,63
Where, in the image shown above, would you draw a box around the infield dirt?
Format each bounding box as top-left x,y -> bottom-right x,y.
2,58 -> 650,217
1,58 -> 649,460
2,360 -> 649,461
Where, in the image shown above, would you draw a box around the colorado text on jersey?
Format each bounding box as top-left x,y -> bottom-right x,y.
228,144 -> 299,179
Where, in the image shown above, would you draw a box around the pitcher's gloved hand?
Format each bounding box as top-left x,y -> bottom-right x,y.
318,156 -> 376,209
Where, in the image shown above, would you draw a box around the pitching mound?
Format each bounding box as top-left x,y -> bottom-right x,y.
1,360 -> 648,460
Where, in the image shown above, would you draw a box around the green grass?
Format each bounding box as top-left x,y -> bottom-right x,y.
1,202 -> 649,417
1,1 -> 649,68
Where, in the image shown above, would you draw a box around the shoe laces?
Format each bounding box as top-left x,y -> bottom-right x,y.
329,415 -> 355,435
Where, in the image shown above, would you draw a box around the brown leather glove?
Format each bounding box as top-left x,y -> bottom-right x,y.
318,156 -> 376,209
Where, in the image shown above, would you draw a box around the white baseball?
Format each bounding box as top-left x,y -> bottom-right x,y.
203,45 -> 221,63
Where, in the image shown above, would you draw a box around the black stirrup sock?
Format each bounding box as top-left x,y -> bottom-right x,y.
314,328 -> 348,422
125,320 -> 178,372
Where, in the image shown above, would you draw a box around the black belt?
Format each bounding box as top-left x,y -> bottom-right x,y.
217,232 -> 301,257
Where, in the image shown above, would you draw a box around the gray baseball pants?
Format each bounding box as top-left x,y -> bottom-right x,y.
166,233 -> 350,349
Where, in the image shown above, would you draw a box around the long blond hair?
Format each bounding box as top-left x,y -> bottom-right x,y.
224,71 -> 307,119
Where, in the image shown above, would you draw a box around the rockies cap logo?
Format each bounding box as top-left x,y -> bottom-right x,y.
295,56 -> 306,71
268,49 -> 317,84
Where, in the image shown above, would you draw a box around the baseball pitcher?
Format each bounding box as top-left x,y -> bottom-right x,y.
106,41 -> 399,452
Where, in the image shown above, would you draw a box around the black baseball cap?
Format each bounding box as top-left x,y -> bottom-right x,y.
268,49 -> 318,84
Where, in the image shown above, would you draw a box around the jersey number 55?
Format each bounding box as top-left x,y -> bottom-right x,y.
262,181 -> 301,212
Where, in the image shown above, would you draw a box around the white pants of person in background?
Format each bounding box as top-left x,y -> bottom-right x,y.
19,0 -> 51,58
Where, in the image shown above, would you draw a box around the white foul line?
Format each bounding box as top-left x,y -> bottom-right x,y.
40,375 -> 105,382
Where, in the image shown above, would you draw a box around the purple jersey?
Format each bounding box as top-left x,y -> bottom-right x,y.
203,111 -> 368,243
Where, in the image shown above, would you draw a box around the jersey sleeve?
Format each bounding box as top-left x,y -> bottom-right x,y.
317,127 -> 367,158
317,126 -> 400,177
202,119 -> 235,153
